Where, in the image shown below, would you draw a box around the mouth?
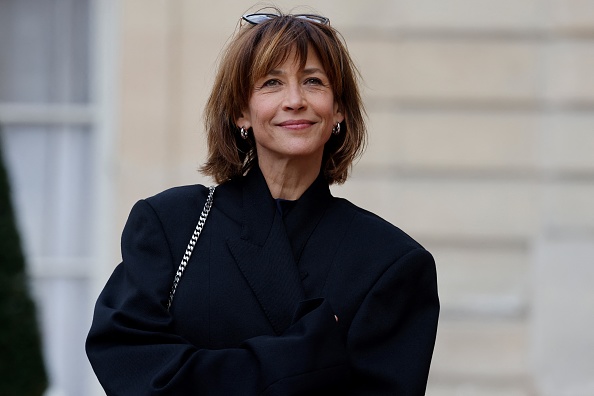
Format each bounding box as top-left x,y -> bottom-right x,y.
277,119 -> 315,130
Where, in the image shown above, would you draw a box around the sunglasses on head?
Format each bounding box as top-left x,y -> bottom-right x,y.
242,13 -> 330,26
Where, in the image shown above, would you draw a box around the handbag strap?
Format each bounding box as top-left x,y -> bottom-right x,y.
167,185 -> 216,311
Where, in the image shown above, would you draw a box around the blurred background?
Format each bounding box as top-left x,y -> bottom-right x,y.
1,0 -> 593,395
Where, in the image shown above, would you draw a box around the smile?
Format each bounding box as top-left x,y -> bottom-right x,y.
277,120 -> 315,130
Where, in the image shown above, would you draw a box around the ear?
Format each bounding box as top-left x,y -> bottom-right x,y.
236,110 -> 252,130
333,102 -> 345,125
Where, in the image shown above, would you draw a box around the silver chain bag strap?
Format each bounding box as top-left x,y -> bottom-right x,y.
167,185 -> 216,311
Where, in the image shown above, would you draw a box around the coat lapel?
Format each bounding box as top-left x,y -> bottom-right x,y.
226,168 -> 305,335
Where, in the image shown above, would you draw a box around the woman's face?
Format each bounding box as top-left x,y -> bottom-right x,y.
236,46 -> 344,168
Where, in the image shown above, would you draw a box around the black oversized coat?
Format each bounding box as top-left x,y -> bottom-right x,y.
86,166 -> 439,395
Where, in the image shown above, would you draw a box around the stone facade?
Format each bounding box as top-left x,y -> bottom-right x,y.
106,1 -> 594,395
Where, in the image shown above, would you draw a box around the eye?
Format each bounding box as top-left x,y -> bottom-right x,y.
305,77 -> 324,85
262,79 -> 281,88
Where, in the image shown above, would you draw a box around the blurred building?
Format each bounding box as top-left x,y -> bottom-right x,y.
1,1 -> 593,395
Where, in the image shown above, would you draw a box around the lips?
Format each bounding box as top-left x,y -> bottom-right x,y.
277,119 -> 315,129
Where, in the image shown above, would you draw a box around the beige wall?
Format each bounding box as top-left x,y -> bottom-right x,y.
110,1 -> 594,395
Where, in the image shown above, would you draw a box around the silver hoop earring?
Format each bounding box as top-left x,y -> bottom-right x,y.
240,126 -> 249,140
332,122 -> 341,135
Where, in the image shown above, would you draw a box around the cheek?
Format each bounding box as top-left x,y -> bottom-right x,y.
250,95 -> 278,118
251,110 -> 272,128
315,96 -> 338,116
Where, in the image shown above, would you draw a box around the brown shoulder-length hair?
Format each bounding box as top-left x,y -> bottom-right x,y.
200,10 -> 366,185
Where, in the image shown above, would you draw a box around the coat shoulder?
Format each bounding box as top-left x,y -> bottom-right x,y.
332,197 -> 426,254
125,185 -> 213,241
145,184 -> 209,206
142,184 -> 210,217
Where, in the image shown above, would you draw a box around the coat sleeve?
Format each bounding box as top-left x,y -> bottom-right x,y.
85,199 -> 349,396
346,247 -> 440,395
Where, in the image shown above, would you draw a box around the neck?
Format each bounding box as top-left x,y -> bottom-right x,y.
258,156 -> 322,200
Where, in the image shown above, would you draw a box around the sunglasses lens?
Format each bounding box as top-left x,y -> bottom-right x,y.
243,14 -> 275,25
295,15 -> 330,25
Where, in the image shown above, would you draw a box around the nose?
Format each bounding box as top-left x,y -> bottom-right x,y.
282,82 -> 306,111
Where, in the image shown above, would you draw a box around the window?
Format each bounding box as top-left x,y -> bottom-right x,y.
0,1 -> 108,395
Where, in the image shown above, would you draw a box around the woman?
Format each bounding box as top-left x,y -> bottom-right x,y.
87,10 -> 439,396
